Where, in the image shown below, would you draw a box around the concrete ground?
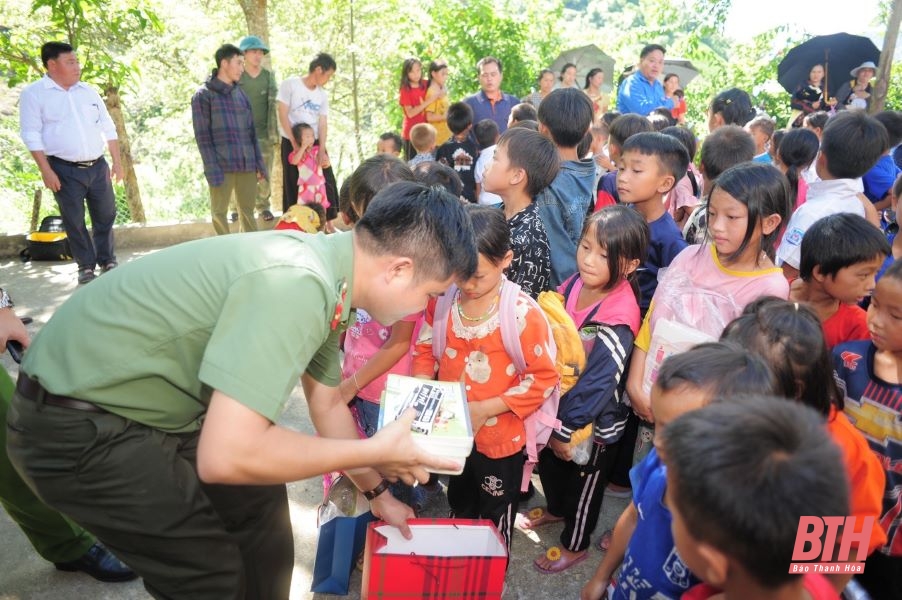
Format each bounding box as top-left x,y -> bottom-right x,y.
0,232 -> 627,599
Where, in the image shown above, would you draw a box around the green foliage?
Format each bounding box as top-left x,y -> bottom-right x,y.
0,0 -> 893,235
884,60 -> 902,111
0,0 -> 166,233
417,0 -> 563,99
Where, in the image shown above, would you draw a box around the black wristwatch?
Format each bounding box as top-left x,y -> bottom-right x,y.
0,288 -> 13,309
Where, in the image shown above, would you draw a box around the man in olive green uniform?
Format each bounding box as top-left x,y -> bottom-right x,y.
7,183 -> 477,600
0,292 -> 134,582
229,35 -> 278,223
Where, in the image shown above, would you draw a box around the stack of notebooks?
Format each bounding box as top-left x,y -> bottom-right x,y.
377,374 -> 474,475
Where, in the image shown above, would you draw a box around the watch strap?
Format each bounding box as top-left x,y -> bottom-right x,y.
363,479 -> 390,501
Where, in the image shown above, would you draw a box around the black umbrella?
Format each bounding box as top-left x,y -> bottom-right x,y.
778,33 -> 880,98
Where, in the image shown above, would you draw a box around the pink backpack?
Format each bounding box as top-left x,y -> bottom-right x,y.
431,280 -> 560,491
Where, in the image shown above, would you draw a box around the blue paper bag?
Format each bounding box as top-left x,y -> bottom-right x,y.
311,510 -> 377,594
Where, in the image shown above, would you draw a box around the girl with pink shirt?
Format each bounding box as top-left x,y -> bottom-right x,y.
334,155 -> 422,505
288,123 -> 328,208
626,162 -> 793,424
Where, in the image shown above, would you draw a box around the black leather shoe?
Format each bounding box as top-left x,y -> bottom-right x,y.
54,543 -> 138,582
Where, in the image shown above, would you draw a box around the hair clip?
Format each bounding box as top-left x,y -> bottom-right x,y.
724,98 -> 732,105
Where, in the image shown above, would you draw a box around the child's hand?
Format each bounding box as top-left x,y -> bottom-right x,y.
369,493 -> 416,539
548,437 -> 574,461
594,153 -> 614,172
631,393 -> 654,423
338,377 -> 358,403
580,576 -> 609,600
468,401 -> 488,432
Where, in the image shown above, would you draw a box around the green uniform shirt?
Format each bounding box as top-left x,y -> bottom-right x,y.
238,68 -> 278,143
22,231 -> 355,433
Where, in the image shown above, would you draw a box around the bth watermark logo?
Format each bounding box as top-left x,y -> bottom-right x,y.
790,516 -> 874,574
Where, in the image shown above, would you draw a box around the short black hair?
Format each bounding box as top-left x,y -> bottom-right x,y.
640,43 -> 666,59
746,115 -> 775,139
412,161 -> 463,197
621,132 -> 690,184
699,125 -> 755,180
646,112 -> 671,132
498,127 -> 560,197
662,396 -> 849,589
446,102 -> 474,135
291,123 -> 314,146
581,205 -> 650,294
378,131 -> 403,153
308,52 -> 337,74
601,111 -> 620,127
722,297 -> 844,415
821,111 -> 888,179
608,114 -> 653,148
474,119 -> 499,149
356,181 -> 477,282
41,41 -> 74,67
477,56 -> 502,74
511,119 -> 539,131
799,213 -> 890,281
709,87 -> 756,127
882,256 -> 902,283
874,110 -> 902,149
649,107 -> 676,129
510,102 -> 538,124
661,125 -> 698,162
537,88 -> 594,148
803,110 -> 830,131
656,341 -> 777,399
339,154 -> 415,223
215,44 -> 242,68
466,204 -> 510,265
771,129 -> 785,159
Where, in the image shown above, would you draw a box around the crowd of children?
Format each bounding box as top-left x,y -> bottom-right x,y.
268,55 -> 902,598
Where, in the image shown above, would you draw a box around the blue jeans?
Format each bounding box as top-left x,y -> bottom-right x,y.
48,156 -> 117,270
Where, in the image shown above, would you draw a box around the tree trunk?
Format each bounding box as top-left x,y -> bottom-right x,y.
872,0 -> 901,113
30,187 -> 42,233
236,0 -> 281,211
238,0 -> 270,45
350,0 -> 363,161
103,85 -> 146,224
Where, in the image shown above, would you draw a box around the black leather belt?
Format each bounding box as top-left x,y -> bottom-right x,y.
16,374 -> 106,413
48,156 -> 102,168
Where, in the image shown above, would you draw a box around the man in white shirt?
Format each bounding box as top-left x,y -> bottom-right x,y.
277,53 -> 338,219
19,42 -> 123,285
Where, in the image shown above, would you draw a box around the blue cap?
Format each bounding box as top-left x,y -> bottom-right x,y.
239,35 -> 269,54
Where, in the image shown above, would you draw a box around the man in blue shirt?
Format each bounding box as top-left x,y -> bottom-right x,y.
617,44 -> 674,116
464,57 -> 518,142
